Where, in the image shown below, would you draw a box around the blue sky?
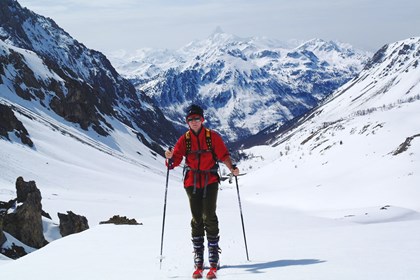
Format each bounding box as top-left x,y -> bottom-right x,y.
18,0 -> 420,53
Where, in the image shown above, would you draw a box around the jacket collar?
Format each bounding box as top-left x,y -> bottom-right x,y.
190,125 -> 204,136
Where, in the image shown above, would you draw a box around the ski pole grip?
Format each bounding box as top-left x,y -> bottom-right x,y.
231,164 -> 238,174
166,147 -> 173,165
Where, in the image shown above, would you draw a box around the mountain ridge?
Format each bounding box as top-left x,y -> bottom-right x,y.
235,36 -> 420,161
0,0 -> 178,152
110,32 -> 371,141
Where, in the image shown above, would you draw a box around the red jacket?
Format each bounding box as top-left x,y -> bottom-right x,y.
168,126 -> 230,188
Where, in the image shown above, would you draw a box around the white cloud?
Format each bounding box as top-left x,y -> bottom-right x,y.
17,0 -> 420,53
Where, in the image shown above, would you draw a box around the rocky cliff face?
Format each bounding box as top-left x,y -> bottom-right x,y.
0,0 -> 178,149
0,103 -> 33,146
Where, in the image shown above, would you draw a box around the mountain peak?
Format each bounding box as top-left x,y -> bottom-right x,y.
211,26 -> 225,36
111,33 -> 370,141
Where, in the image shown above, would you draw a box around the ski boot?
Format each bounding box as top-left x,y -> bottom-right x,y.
192,236 -> 205,279
206,235 -> 221,279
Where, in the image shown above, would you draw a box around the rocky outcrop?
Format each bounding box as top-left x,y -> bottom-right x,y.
2,177 -> 48,249
58,211 -> 89,237
1,177 -> 92,259
0,208 -> 6,248
392,133 -> 420,155
1,243 -> 27,259
0,104 -> 33,147
100,215 -> 142,225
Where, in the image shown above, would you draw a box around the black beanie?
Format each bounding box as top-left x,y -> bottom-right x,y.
186,104 -> 204,118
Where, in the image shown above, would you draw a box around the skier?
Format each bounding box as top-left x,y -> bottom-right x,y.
165,104 -> 239,279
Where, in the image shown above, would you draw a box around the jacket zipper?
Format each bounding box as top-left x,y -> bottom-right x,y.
195,130 -> 201,187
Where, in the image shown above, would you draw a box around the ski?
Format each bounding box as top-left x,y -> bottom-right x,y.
192,267 -> 204,279
206,267 -> 217,279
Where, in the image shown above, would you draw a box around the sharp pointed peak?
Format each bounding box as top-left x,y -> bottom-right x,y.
211,26 -> 225,36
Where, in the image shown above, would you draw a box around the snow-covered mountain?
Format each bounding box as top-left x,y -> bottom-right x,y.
235,37 -> 420,149
0,0 -> 178,151
1,34 -> 420,279
236,36 -> 420,208
110,29 -> 370,141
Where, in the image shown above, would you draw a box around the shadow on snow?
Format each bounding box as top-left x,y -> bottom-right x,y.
225,259 -> 326,273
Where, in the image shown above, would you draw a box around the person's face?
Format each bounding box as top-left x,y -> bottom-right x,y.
187,114 -> 203,132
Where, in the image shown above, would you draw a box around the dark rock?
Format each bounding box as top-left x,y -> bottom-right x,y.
58,211 -> 89,237
16,176 -> 38,203
0,199 -> 16,210
392,134 -> 420,155
1,243 -> 27,259
0,104 -> 33,147
3,177 -> 48,249
0,208 -> 6,248
0,232 -> 5,249
42,210 -> 52,220
100,215 -> 142,225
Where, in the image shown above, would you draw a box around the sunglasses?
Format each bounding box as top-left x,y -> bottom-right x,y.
187,117 -> 202,122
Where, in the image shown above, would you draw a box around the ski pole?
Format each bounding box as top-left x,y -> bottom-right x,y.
234,174 -> 250,261
159,152 -> 172,269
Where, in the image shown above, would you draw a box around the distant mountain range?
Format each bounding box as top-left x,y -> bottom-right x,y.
109,29 -> 371,141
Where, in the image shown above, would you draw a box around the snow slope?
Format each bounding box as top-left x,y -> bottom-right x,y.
1,37 -> 420,279
1,89 -> 420,280
238,38 -> 420,213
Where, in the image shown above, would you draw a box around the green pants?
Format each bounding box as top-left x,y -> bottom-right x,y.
185,182 -> 219,237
